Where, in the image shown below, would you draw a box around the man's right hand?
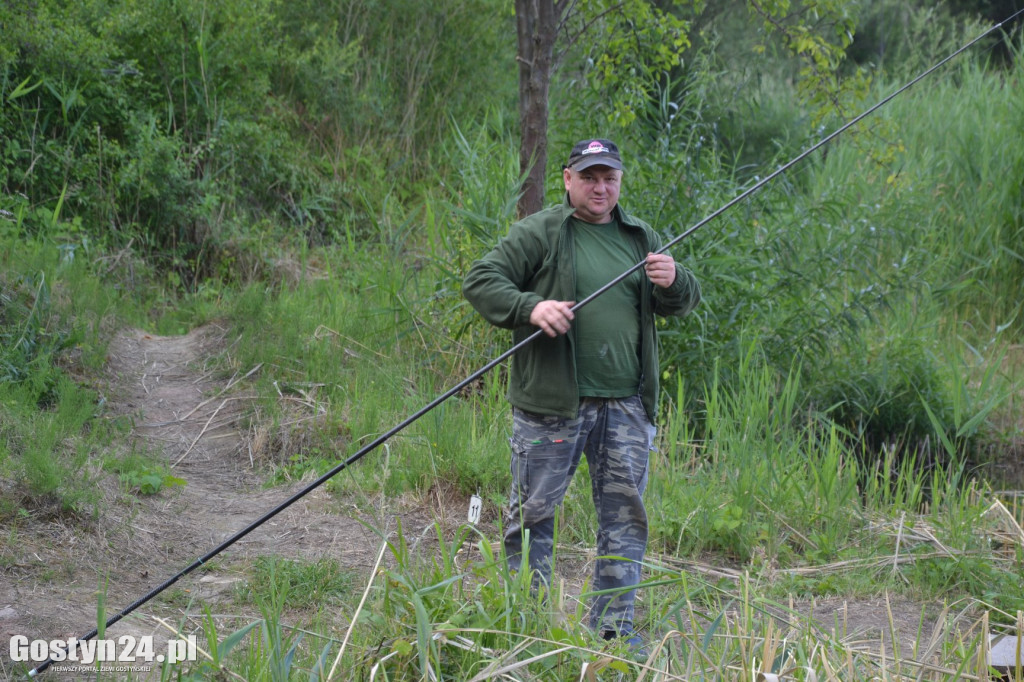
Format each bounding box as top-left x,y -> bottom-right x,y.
529,300 -> 576,337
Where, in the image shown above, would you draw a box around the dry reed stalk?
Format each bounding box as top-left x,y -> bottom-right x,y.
151,615 -> 248,682
313,325 -> 386,357
173,398 -> 229,467
180,363 -> 262,421
327,540 -> 387,681
978,610 -> 991,682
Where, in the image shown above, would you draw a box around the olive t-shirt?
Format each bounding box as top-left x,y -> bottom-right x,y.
571,217 -> 642,397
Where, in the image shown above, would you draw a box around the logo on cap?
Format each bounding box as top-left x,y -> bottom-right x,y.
581,141 -> 610,155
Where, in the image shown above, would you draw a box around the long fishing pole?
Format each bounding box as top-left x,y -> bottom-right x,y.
28,9 -> 1024,677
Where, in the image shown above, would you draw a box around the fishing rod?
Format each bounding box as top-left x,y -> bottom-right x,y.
28,9 -> 1024,677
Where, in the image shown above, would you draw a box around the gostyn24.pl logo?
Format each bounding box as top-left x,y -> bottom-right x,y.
10,634 -> 198,665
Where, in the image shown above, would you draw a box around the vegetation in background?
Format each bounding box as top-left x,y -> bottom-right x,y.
1,0 -> 513,286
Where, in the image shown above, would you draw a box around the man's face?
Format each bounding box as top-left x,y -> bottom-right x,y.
563,165 -> 621,224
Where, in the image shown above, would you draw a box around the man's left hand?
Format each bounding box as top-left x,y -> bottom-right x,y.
644,253 -> 676,288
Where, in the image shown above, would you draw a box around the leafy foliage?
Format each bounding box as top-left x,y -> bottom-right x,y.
1,0 -> 514,286
105,450 -> 186,496
748,0 -> 873,125
575,0 -> 703,127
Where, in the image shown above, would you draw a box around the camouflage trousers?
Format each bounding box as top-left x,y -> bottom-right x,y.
505,395 -> 655,633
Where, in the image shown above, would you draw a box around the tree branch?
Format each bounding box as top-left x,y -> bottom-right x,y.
555,1 -> 627,64
554,0 -> 576,25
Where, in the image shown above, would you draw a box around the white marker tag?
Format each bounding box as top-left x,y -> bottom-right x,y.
467,495 -> 482,525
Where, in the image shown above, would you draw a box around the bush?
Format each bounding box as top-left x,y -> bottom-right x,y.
811,330 -> 956,456
1,0 -> 348,283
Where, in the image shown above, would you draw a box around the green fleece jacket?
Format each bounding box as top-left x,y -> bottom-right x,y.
462,196 -> 701,421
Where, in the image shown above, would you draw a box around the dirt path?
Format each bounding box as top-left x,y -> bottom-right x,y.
0,325 -> 412,680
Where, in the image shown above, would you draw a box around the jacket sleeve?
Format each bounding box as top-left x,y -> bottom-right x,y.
647,229 -> 702,317
653,262 -> 702,317
462,224 -> 547,330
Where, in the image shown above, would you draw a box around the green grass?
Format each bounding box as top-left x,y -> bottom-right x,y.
0,374 -> 105,517
809,58 -> 1024,326
138,520 -> 1022,681
236,556 -> 356,610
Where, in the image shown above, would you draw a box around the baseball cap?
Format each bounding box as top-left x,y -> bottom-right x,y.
565,138 -> 623,171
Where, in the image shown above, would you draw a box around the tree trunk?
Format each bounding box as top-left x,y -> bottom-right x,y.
515,0 -> 562,218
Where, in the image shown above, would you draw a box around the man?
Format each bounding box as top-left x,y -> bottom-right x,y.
462,138 -> 701,643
